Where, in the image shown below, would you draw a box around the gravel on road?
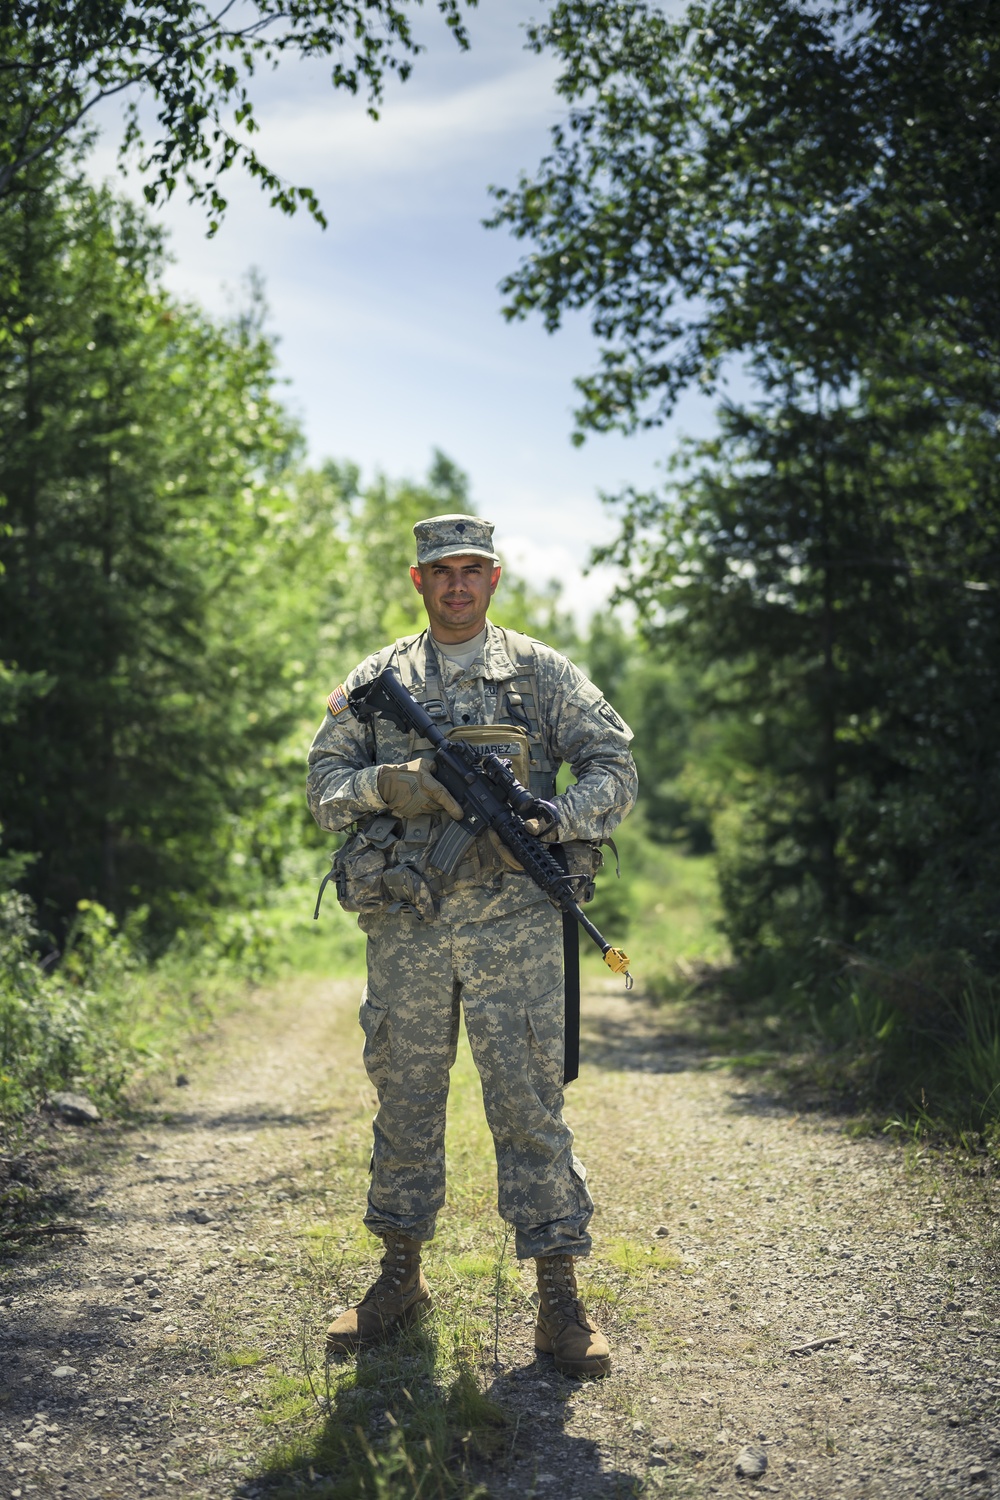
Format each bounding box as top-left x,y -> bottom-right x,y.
1,972 -> 998,1499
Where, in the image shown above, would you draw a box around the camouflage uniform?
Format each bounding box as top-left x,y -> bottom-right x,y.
308,587 -> 636,1261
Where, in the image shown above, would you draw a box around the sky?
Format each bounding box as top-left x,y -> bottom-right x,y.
88,0 -> 724,620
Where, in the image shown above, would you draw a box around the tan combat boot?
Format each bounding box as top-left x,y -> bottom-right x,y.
326,1233 -> 432,1355
534,1254 -> 611,1379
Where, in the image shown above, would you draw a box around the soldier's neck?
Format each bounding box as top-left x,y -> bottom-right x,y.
430,626 -> 487,670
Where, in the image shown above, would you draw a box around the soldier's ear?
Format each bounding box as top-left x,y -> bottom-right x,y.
490,565 -> 501,593
410,565 -> 424,595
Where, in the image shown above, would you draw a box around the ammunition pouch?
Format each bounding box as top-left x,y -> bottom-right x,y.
380,861 -> 438,922
322,811 -> 441,922
329,813 -> 398,913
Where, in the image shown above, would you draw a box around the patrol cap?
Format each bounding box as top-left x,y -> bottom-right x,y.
413,513 -> 499,567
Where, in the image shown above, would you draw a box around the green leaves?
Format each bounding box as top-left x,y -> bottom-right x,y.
599,372 -> 1000,967
490,0 -> 1000,432
0,1 -> 477,225
0,165 -> 315,941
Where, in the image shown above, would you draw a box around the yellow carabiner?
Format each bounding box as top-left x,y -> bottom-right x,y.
602,946 -> 632,987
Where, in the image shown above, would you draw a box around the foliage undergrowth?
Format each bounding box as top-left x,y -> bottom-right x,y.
596,834 -> 1000,1149
671,938 -> 1000,1151
0,878 -> 366,1133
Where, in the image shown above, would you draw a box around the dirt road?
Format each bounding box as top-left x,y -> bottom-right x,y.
2,972 -> 998,1498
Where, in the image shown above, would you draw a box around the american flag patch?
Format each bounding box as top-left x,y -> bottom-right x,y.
327,683 -> 349,716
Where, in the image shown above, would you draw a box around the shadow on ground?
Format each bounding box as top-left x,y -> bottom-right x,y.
579,980 -> 871,1126
240,1325 -> 636,1500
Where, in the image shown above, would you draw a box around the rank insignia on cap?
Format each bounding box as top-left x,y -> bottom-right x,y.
327,683 -> 349,716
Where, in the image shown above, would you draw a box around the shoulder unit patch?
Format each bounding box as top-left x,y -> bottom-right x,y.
327,683 -> 350,716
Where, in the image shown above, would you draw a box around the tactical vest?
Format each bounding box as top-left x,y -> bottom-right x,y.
331,627 -> 564,918
392,626 -> 556,800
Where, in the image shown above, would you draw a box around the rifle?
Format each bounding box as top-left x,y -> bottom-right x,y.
348,669 -> 633,991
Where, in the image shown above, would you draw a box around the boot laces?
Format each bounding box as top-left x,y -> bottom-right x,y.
540,1256 -> 581,1317
369,1237 -> 415,1297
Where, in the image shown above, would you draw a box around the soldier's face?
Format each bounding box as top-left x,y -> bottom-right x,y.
410,555 -> 501,642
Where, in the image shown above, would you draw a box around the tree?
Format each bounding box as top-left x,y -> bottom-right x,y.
490,0 -> 1000,433
598,374 -> 1000,967
0,0 -> 475,229
0,158 -> 325,940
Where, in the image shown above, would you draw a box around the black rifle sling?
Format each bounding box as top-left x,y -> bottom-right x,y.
552,845 -> 581,1085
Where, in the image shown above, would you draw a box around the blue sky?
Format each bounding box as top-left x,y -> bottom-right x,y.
90,0 -> 723,619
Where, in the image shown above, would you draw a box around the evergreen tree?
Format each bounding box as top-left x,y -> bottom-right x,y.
600,375 -> 1000,967
0,161 -> 315,940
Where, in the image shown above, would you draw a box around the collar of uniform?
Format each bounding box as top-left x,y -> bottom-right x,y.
481,620 -> 519,681
398,623 -> 518,683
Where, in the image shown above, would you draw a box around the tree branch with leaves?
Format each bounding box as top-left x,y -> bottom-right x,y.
0,0 -> 476,230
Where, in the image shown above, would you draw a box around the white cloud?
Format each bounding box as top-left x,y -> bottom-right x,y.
253,61 -> 561,183
501,533 -> 621,628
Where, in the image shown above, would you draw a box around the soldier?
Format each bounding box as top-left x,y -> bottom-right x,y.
307,513 -> 637,1378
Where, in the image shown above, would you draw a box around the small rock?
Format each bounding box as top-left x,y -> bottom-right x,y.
46,1092 -> 101,1125
136,1152 -> 152,1162
949,1416 -> 964,1428
735,1446 -> 768,1478
969,1466 -> 990,1484
175,1074 -> 189,1087
149,1302 -> 164,1313
130,1273 -> 146,1285
146,1284 -> 161,1297
650,1438 -> 674,1455
654,1225 -> 670,1237
52,1366 -> 77,1379
190,1209 -> 214,1224
632,1421 -> 646,1434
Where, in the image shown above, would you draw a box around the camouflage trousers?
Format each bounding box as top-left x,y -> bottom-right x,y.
357,894 -> 593,1259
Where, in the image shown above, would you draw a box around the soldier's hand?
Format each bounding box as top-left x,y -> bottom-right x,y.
523,802 -> 560,842
377,758 -> 463,821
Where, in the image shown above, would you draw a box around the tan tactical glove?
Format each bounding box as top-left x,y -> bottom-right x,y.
523,802 -> 561,842
377,758 -> 463,821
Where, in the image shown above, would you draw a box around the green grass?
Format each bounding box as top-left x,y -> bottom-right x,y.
0,864 -> 368,1136
602,1237 -> 685,1275
576,828 -> 1000,1150
221,1349 -> 267,1370
253,1270 -> 514,1499
579,822 -> 728,994
0,894 -> 249,1129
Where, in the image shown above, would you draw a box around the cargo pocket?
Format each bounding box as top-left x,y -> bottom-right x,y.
525,983 -> 566,1097
359,985 -> 390,1094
